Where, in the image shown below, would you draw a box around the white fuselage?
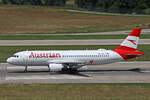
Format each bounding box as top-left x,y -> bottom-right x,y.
7,49 -> 123,66
6,28 -> 143,72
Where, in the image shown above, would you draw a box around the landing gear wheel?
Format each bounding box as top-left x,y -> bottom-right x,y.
68,68 -> 78,74
24,66 -> 28,72
48,65 -> 50,72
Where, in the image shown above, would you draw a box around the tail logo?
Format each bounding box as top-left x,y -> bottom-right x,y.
127,39 -> 136,45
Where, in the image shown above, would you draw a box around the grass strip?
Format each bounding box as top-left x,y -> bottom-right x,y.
0,45 -> 149,62
0,83 -> 150,100
0,34 -> 150,40
0,6 -> 150,34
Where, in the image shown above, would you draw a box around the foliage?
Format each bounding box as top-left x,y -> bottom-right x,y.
1,0 -> 67,6
145,8 -> 150,14
75,0 -> 150,14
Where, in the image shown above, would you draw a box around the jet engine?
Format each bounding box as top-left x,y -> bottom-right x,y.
49,64 -> 64,72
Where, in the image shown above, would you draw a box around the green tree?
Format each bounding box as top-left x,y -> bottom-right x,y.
75,0 -> 150,14
1,0 -> 67,6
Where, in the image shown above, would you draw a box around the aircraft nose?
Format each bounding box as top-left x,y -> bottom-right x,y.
7,58 -> 12,64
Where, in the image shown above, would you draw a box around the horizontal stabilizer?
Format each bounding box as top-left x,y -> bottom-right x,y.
125,54 -> 143,56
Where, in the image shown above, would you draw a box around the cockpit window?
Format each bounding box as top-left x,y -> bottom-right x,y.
12,55 -> 19,58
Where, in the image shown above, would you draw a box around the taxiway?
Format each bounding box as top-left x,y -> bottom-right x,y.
0,39 -> 150,46
1,29 -> 150,35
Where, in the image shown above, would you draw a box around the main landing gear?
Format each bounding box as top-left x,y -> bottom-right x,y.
47,65 -> 58,74
24,66 -> 28,72
48,65 -> 50,72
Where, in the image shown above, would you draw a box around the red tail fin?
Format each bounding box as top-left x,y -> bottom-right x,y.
113,28 -> 144,60
117,28 -> 141,51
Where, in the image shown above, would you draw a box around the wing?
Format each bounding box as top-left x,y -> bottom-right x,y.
49,59 -> 84,64
48,59 -> 86,69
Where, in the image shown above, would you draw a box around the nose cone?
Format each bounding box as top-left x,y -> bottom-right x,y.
7,58 -> 12,64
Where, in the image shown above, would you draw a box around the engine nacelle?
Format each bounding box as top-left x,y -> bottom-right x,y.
49,64 -> 64,72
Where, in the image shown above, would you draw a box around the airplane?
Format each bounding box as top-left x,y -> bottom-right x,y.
7,28 -> 144,73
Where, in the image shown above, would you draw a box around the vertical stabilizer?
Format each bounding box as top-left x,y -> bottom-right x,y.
113,28 -> 144,60
117,28 -> 141,51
